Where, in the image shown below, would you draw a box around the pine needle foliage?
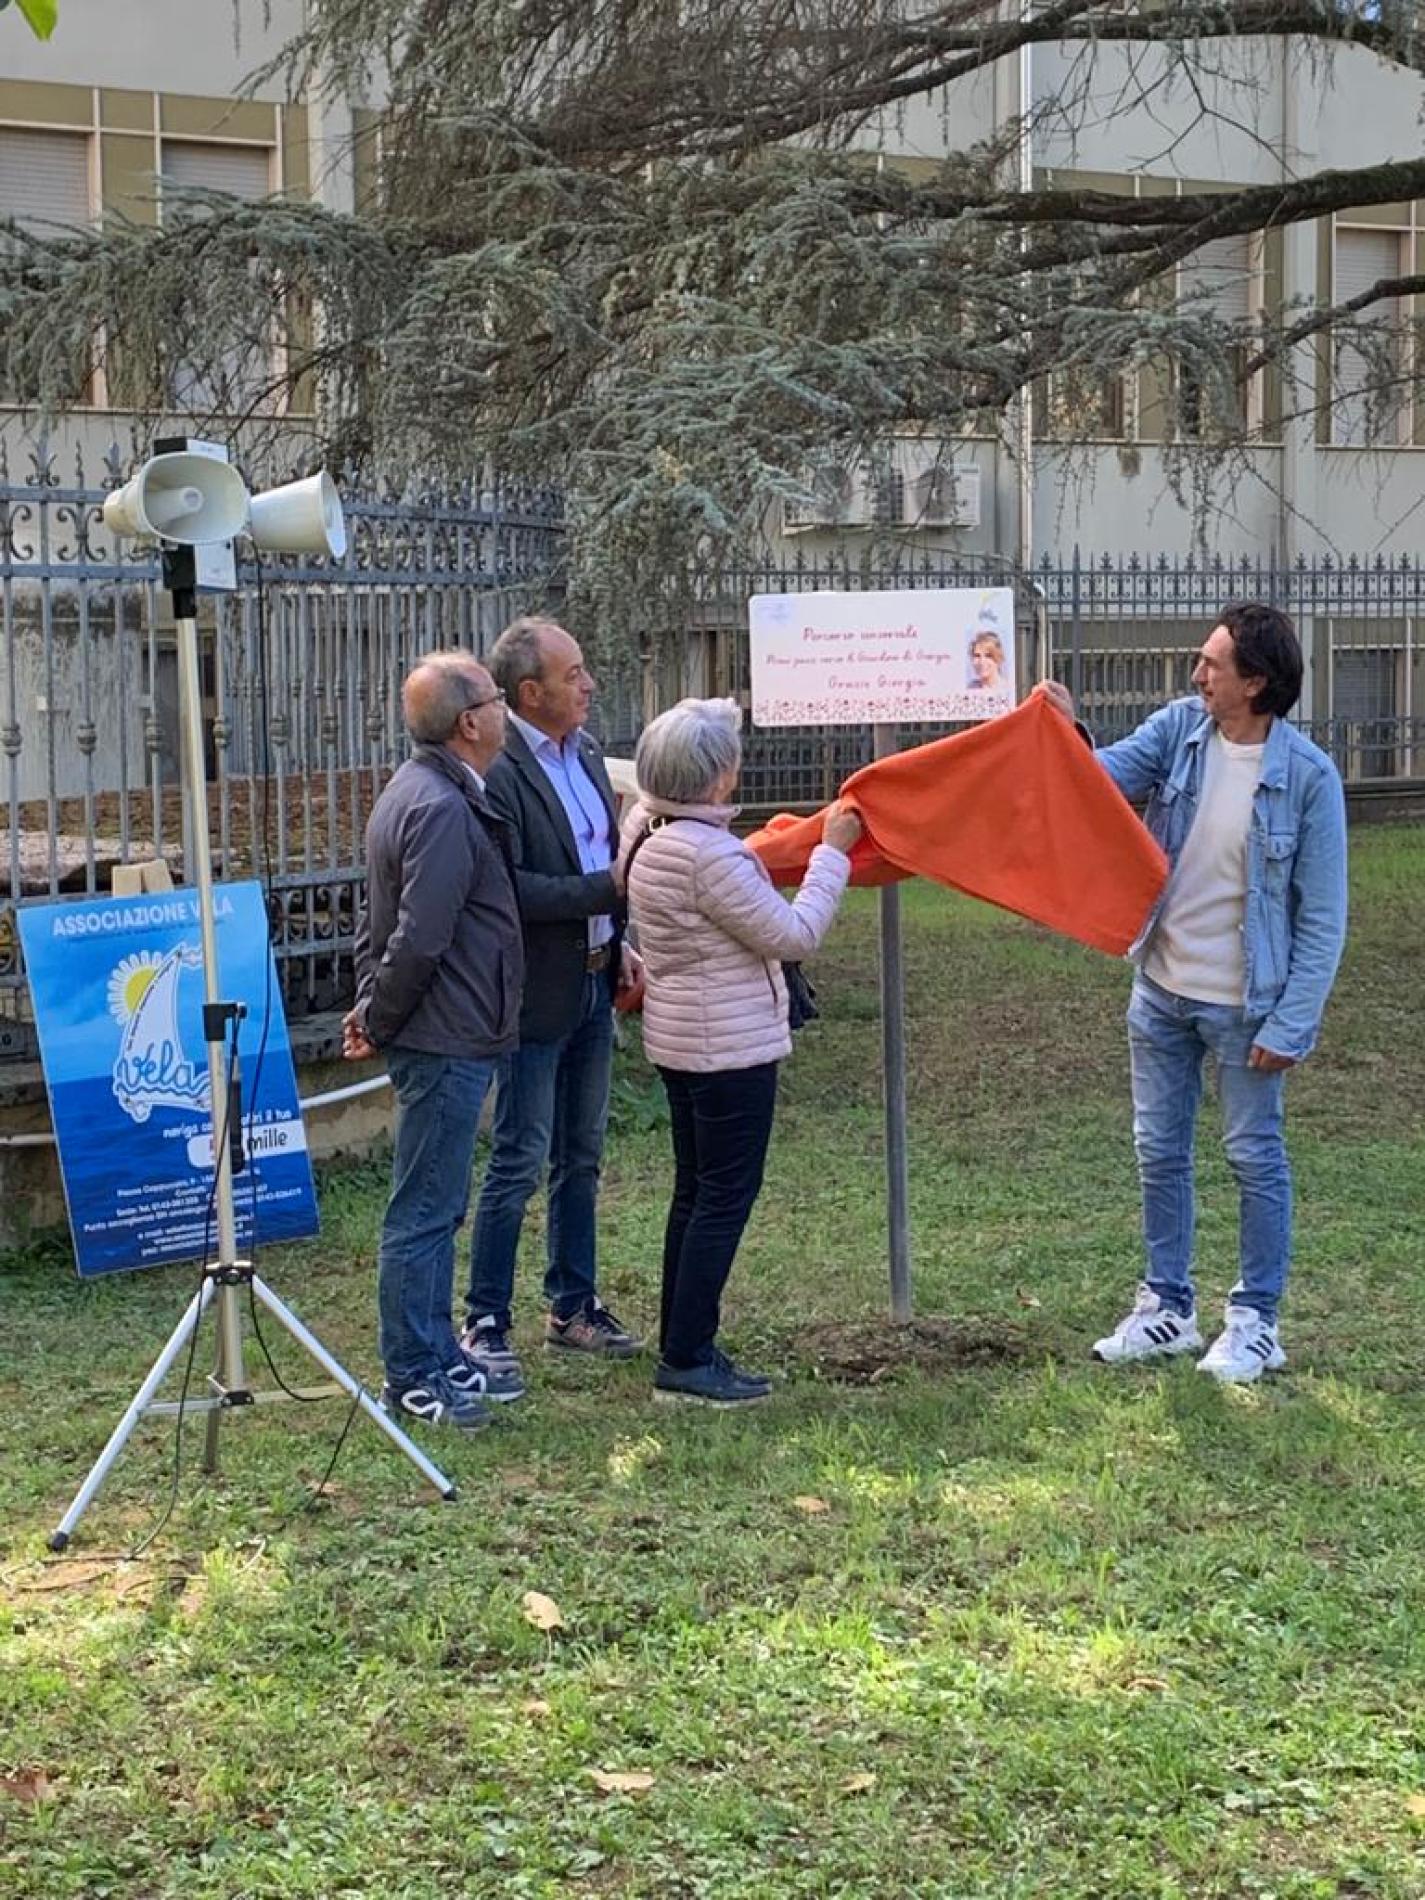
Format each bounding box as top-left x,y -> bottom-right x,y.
7,1 -> 1425,613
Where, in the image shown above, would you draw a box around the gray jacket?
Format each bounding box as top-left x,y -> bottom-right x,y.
354,745 -> 523,1059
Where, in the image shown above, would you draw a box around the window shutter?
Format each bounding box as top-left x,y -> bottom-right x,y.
1334,228 -> 1407,444
1335,227 -> 1400,305
161,142 -> 270,202
1180,235 -> 1252,322
0,128 -> 91,234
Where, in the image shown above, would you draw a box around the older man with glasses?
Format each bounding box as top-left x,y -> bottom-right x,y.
343,651 -> 524,1430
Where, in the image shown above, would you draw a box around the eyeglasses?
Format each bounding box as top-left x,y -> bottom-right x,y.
463,688 -> 506,712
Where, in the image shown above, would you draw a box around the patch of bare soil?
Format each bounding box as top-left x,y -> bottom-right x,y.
799,1315 -> 1029,1385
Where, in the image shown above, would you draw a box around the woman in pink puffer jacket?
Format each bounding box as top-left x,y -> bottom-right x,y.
619,697 -> 862,1406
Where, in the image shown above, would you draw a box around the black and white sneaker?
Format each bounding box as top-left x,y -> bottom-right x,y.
447,1351 -> 525,1405
380,1370 -> 488,1430
1092,1284 -> 1203,1364
458,1319 -> 527,1400
1197,1306 -> 1286,1384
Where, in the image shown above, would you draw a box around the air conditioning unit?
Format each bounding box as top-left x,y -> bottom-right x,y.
908,463 -> 981,530
783,460 -> 857,532
869,466 -> 906,527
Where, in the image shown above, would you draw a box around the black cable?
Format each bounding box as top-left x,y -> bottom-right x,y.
125,1011 -> 243,1561
241,551 -> 361,1511
246,556 -> 276,1143
260,1379 -> 367,1534
119,551 -> 353,1557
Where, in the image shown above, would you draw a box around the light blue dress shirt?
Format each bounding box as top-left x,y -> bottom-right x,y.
509,712 -> 615,949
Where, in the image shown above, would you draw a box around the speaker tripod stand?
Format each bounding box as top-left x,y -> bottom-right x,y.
50,547 -> 454,1551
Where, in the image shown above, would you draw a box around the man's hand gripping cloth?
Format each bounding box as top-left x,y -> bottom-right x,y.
744,689 -> 1168,957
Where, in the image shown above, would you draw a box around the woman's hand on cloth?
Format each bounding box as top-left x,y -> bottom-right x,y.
822,799 -> 863,854
1037,680 -> 1076,720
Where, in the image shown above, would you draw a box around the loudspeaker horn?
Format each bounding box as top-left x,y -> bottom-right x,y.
101,453 -> 249,544
247,470 -> 347,560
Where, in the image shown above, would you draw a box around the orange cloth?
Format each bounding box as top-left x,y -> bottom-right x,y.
744,689 -> 1167,957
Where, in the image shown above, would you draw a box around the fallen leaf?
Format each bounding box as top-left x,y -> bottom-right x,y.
840,1772 -> 878,1794
1125,1675 -> 1169,1693
521,1699 -> 552,1717
1405,1792 -> 1425,1818
521,1590 -> 565,1632
792,1495 -> 830,1515
589,1769 -> 655,1795
1014,1287 -> 1042,1309
0,1769 -> 55,1805
19,1561 -> 109,1594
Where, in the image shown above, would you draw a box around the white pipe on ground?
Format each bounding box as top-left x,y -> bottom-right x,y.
0,1071 -> 392,1148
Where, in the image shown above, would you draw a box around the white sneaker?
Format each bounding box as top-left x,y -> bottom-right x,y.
1197,1306 -> 1286,1384
1092,1284 -> 1203,1364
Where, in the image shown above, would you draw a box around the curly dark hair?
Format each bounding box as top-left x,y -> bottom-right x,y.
1215,602 -> 1303,718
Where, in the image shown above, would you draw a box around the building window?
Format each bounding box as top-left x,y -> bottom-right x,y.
160,139 -> 275,414
0,127 -> 96,403
160,139 -> 272,207
0,126 -> 92,234
1332,225 -> 1410,447
1331,641 -> 1402,777
1040,366 -> 1126,441
1178,234 -> 1258,436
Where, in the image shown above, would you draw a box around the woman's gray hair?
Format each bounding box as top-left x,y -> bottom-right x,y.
635,697 -> 743,804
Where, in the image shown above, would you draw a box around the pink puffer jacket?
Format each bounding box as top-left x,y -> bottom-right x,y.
620,795 -> 851,1073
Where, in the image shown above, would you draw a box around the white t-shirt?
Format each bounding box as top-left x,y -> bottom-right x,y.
1143,729 -> 1264,1005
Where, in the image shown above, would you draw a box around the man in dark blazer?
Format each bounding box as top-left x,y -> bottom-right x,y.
462,616 -> 642,1395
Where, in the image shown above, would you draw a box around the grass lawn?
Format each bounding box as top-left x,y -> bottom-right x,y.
2,826 -> 1423,1899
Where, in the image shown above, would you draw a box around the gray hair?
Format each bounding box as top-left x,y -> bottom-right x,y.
489,615 -> 562,708
635,697 -> 743,804
403,650 -> 486,744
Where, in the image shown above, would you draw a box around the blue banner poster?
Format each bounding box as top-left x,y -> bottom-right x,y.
18,881 -> 320,1278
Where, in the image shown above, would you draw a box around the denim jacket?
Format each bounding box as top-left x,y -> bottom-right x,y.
1097,698 -> 1348,1061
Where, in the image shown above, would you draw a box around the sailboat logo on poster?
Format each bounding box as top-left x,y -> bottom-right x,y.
18,882 -> 319,1279
107,945 -> 209,1123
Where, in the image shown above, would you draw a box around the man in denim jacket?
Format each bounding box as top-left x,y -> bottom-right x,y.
1044,603 -> 1348,1382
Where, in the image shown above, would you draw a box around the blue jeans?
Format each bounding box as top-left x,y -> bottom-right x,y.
1127,975 -> 1292,1322
658,1061 -> 779,1368
378,1048 -> 496,1389
465,973 -> 614,1329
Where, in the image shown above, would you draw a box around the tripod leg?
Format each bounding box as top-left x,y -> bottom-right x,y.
248,1275 -> 457,1502
203,1399 -> 222,1475
200,1285 -> 248,1475
50,1278 -> 216,1552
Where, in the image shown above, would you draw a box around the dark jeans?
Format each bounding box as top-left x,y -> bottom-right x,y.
378,1048 -> 496,1389
466,973 -> 614,1329
657,1061 -> 779,1368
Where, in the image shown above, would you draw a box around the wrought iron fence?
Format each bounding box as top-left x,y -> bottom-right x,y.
632,548 -> 1423,801
3,465 -> 1421,1067
0,437 -> 563,1061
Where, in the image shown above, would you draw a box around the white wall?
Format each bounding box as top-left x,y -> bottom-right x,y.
1,0 -> 305,98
